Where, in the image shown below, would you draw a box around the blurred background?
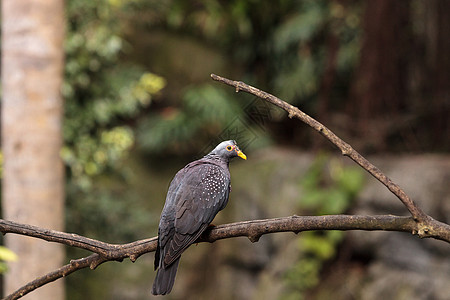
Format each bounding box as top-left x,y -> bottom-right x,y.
1,0 -> 449,299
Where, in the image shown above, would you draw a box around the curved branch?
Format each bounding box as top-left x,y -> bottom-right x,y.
3,254 -> 101,300
0,219 -> 115,254
0,219 -> 157,259
2,213 -> 449,299
211,73 -> 428,222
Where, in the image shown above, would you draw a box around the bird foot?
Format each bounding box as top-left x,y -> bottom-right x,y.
196,224 -> 216,244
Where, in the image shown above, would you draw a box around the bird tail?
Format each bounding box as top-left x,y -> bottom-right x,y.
151,258 -> 180,295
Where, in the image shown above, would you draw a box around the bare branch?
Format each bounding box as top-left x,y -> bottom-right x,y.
0,219 -> 115,255
3,254 -> 101,300
2,212 -> 449,299
0,219 -> 157,259
210,73 -> 428,222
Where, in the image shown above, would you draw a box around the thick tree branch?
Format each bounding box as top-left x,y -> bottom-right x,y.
2,213 -> 444,299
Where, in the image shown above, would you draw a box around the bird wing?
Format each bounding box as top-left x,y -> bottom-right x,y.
160,162 -> 230,267
154,166 -> 186,270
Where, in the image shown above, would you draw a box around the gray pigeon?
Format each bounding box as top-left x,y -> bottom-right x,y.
152,140 -> 247,295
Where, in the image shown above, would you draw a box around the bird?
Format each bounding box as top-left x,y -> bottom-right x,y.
152,140 -> 247,295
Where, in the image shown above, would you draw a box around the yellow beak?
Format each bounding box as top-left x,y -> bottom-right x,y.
237,150 -> 247,160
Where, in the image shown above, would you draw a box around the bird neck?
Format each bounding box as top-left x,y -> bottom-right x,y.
204,154 -> 230,167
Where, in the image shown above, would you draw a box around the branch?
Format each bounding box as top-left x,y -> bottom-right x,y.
0,219 -> 156,259
2,213 -> 443,299
3,254 -> 100,300
210,73 -> 450,238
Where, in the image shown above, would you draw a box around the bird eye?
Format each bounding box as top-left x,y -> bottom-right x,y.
226,145 -> 233,151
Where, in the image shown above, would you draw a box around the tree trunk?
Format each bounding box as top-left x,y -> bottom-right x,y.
1,1 -> 65,299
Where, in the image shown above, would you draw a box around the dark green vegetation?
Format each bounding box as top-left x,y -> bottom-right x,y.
283,155 -> 364,300
61,1 -> 449,299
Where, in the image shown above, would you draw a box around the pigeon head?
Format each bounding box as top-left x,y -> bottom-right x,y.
206,140 -> 247,161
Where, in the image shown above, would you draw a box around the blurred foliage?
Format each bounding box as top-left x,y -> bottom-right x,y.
137,84 -> 251,155
58,0 -> 444,298
299,154 -> 365,215
63,0 -> 167,297
122,0 -> 361,154
63,0 -> 166,241
116,0 -> 449,154
0,246 -> 17,274
272,0 -> 361,104
282,154 -> 365,299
